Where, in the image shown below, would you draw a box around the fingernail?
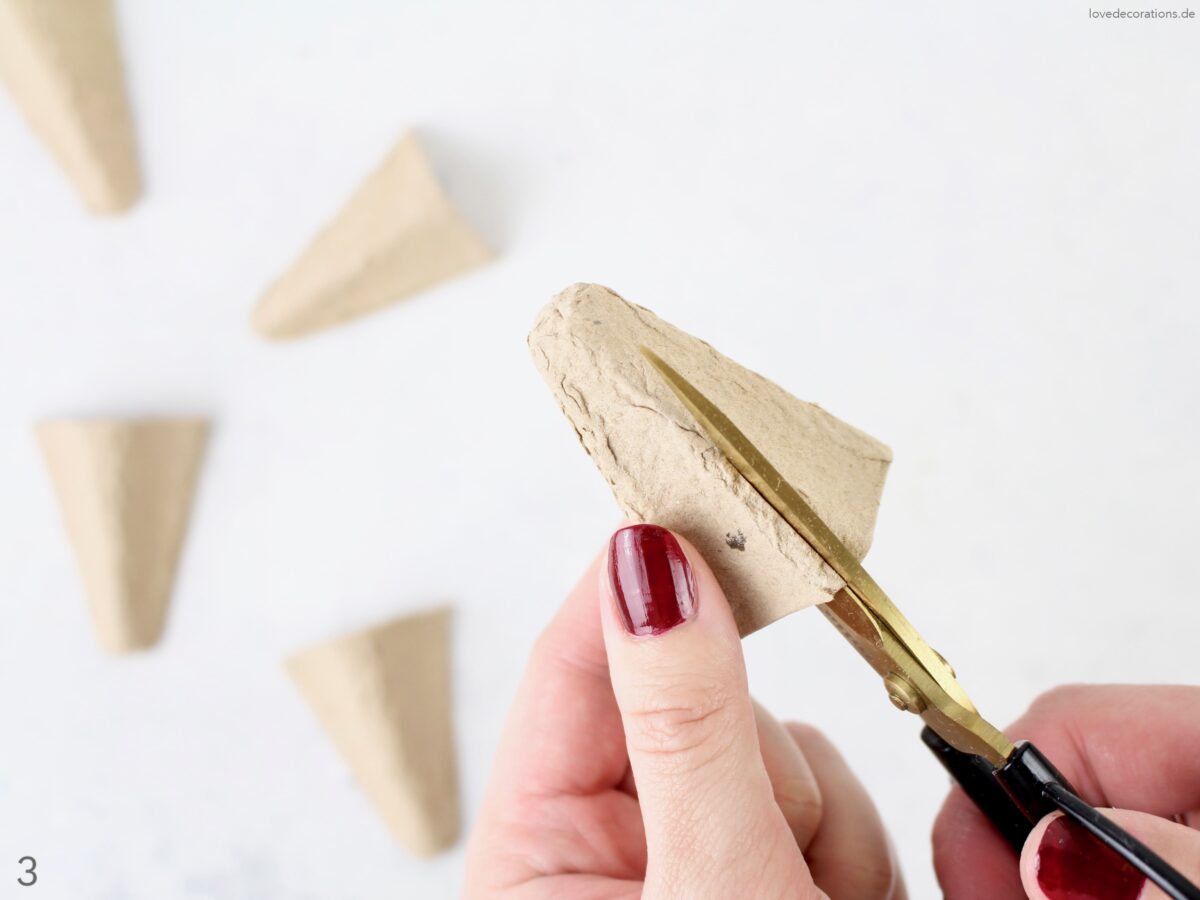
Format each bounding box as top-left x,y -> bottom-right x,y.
608,525 -> 698,636
1036,815 -> 1146,900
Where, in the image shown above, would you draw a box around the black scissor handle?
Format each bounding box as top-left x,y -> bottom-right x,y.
921,726 -> 1200,900
922,725 -> 1039,849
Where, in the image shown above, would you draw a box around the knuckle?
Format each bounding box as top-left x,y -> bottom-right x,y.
819,854 -> 897,900
856,859 -> 899,899
784,721 -> 843,766
529,625 -> 598,681
773,774 -> 823,834
622,677 -> 739,764
784,721 -> 832,750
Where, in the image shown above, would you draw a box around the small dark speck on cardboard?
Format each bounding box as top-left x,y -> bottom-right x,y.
725,530 -> 746,551
592,319 -> 602,325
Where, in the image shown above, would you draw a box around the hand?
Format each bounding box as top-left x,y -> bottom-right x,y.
464,524 -> 906,899
933,684 -> 1200,898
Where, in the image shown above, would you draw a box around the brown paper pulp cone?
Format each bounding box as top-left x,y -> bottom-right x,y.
529,283 -> 893,636
0,0 -> 141,213
252,133 -> 492,339
36,417 -> 209,653
286,608 -> 460,857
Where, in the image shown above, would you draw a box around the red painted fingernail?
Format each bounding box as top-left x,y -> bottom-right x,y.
608,525 -> 698,636
1036,815 -> 1146,900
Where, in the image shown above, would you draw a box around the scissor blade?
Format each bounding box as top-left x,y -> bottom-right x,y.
638,347 -> 989,722
640,347 -> 880,607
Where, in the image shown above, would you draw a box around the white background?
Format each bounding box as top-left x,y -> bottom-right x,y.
1,2 -> 1197,897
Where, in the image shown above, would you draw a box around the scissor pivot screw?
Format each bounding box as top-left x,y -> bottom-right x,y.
884,673 -> 926,714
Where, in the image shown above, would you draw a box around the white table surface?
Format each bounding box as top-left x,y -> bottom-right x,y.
1,2 -> 1197,897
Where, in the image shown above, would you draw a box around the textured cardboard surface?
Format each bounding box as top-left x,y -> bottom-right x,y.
252,133 -> 492,339
529,283 -> 892,635
0,0 -> 141,213
36,417 -> 209,653
286,608 -> 460,858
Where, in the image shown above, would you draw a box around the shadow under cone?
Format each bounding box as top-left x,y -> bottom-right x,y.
286,607 -> 460,857
36,417 -> 208,652
252,133 -> 492,339
0,0 -> 141,213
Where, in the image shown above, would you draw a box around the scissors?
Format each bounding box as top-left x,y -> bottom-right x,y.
641,347 -> 1200,900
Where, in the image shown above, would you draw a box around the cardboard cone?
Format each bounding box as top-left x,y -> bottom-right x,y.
252,134 -> 491,339
36,417 -> 208,653
0,0 -> 141,213
529,283 -> 892,636
286,608 -> 459,857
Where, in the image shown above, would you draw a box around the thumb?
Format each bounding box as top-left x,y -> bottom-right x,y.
600,524 -> 817,898
1021,809 -> 1200,899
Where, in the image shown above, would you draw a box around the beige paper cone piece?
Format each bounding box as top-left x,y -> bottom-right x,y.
529,283 -> 893,636
36,417 -> 208,653
286,608 -> 459,857
252,134 -> 492,340
0,0 -> 141,213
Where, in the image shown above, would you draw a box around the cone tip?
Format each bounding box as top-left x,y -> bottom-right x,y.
84,180 -> 142,216
251,284 -> 315,340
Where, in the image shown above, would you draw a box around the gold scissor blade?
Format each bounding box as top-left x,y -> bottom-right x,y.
640,349 -> 877,609
639,347 -> 927,657
640,347 -> 1014,765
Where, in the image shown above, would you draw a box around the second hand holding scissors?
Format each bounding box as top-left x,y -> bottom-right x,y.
641,347 -> 1200,900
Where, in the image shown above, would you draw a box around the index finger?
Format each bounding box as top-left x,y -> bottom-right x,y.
485,548 -> 628,799
1003,684 -> 1200,813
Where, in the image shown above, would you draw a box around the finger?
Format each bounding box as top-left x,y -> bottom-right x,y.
753,700 -> 823,850
600,524 -> 819,898
1009,685 -> 1200,814
786,723 -> 903,900
1020,809 -> 1200,900
932,786 -> 1025,898
466,546 -> 647,895
934,684 -> 1200,899
489,549 -> 628,798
